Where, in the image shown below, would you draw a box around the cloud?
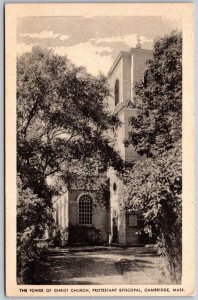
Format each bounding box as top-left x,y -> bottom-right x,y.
17,40 -> 113,75
91,33 -> 153,48
16,32 -> 153,75
52,33 -> 152,75
51,42 -> 113,75
19,30 -> 70,41
59,34 -> 70,41
17,42 -> 38,56
20,30 -> 59,39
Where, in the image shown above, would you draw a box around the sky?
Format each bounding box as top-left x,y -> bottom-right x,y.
17,16 -> 181,76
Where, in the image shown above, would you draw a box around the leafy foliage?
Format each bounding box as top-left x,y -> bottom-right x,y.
50,225 -> 69,247
129,31 -> 182,157
122,144 -> 182,281
122,32 -> 182,282
17,176 -> 53,283
17,46 -> 123,201
17,47 -> 123,281
68,224 -> 103,245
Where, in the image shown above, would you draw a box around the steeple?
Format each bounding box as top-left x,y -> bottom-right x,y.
136,34 -> 142,49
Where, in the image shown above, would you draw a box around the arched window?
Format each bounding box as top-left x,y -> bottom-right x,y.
79,194 -> 93,225
113,182 -> 117,193
115,79 -> 120,106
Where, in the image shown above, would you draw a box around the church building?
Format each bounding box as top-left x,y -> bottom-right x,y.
52,43 -> 152,246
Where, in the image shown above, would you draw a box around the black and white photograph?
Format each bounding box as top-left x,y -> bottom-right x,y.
5,3 -> 194,297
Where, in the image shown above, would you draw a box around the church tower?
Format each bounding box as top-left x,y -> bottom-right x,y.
107,43 -> 153,245
107,45 -> 152,162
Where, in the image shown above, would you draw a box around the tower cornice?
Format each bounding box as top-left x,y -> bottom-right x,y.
107,47 -> 152,78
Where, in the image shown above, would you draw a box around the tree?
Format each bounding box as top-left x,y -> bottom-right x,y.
122,143 -> 182,282
122,31 -> 182,282
17,46 -> 123,201
129,31 -> 182,157
17,46 -> 123,281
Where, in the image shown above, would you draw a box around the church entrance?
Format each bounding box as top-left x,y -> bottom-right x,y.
112,217 -> 118,244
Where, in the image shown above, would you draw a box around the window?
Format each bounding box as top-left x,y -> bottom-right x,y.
113,182 -> 117,193
79,194 -> 93,225
129,214 -> 138,227
115,79 -> 119,106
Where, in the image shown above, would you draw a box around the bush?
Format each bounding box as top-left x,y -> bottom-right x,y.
17,176 -> 53,283
51,226 -> 69,247
17,229 -> 48,284
68,224 -> 103,245
121,144 -> 182,282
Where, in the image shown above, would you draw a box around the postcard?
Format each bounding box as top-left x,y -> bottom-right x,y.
5,3 -> 194,297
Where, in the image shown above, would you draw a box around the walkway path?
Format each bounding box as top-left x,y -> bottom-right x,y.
32,246 -> 171,285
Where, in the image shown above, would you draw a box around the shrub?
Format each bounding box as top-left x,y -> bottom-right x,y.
17,176 -> 53,283
68,224 -> 103,245
51,226 -> 69,247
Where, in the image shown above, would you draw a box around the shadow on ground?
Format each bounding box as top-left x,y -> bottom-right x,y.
28,247 -> 171,285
